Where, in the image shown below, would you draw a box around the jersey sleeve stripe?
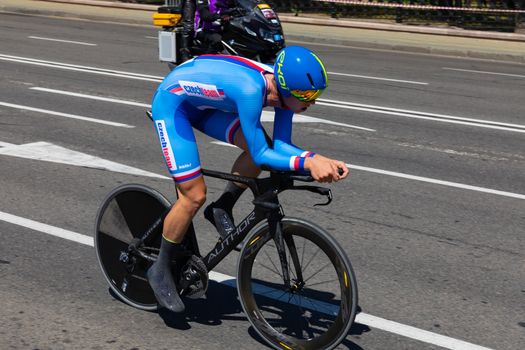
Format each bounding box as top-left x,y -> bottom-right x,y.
226,118 -> 241,144
173,166 -> 202,182
301,151 -> 315,157
289,156 -> 307,171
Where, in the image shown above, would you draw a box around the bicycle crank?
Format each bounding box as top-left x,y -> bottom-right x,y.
178,255 -> 209,299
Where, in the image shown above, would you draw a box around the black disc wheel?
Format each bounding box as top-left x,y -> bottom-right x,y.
237,218 -> 358,350
94,184 -> 171,310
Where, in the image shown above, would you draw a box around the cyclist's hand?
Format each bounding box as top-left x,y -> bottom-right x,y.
305,156 -> 348,183
336,161 -> 349,179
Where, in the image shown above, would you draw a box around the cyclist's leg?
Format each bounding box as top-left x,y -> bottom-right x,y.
195,110 -> 261,180
196,111 -> 260,228
149,91 -> 207,312
165,177 -> 206,243
231,127 -> 261,179
152,91 -> 207,242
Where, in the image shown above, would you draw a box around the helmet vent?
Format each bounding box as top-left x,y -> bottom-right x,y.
306,73 -> 314,88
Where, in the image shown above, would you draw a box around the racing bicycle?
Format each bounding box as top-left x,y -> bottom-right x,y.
94,168 -> 358,350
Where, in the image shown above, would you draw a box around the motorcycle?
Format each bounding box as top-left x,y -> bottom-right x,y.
153,0 -> 285,68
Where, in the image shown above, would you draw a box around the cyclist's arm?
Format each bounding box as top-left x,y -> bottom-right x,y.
272,108 -> 316,158
271,108 -> 349,181
238,104 -> 310,172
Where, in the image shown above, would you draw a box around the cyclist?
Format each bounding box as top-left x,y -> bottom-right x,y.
147,46 -> 349,313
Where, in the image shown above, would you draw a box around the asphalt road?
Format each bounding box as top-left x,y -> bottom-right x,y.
0,11 -> 524,350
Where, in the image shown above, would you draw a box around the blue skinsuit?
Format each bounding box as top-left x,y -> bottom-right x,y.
151,54 -> 314,183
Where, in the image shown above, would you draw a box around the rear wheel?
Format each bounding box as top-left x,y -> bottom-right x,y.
237,218 -> 358,350
94,184 -> 171,310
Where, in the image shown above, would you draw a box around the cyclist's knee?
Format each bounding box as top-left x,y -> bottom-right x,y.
190,190 -> 206,209
177,178 -> 207,214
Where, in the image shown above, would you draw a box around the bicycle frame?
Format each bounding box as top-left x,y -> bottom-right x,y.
126,168 -> 332,288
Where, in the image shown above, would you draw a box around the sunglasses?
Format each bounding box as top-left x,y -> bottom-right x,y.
290,89 -> 324,102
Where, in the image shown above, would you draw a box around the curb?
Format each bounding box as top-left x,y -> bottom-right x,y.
279,15 -> 525,42
285,34 -> 525,64
39,0 -> 155,11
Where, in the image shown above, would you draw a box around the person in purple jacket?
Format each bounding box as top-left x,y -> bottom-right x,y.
194,0 -> 235,54
147,45 -> 349,313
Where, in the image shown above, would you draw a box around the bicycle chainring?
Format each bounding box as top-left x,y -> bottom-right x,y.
179,255 -> 208,299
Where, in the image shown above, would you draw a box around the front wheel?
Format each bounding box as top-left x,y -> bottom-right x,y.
237,218 -> 358,350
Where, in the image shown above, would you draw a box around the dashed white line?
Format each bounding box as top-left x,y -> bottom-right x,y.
0,54 -> 163,79
0,54 -> 162,82
31,87 -> 151,108
328,71 -> 428,85
0,102 -> 134,128
443,67 -> 525,79
28,36 -> 97,46
317,98 -> 525,134
348,164 -> 525,200
0,211 -> 494,350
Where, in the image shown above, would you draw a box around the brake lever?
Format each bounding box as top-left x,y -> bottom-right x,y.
290,186 -> 333,206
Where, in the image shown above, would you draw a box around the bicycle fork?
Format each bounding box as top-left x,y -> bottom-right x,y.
268,212 -> 305,292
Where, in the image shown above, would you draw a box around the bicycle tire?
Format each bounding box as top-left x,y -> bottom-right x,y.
94,184 -> 171,311
237,218 -> 358,350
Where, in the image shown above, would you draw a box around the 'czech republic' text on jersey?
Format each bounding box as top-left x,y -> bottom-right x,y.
152,55 -> 314,183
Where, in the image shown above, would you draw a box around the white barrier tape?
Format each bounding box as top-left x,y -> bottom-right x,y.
314,0 -> 525,13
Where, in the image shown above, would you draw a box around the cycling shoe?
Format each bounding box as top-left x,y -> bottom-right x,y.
146,262 -> 185,313
204,202 -> 235,240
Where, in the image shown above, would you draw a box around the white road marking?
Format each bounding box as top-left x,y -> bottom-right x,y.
0,54 -> 163,78
348,164 -> 525,200
317,98 -> 525,133
211,141 -> 237,148
0,54 -> 163,82
443,67 -> 525,79
0,211 -> 94,246
328,71 -> 428,85
0,141 -> 169,179
31,87 -> 151,108
212,142 -> 525,200
0,212 -> 494,350
355,313 -> 493,350
260,110 -> 375,131
0,102 -> 134,127
28,36 -> 97,46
